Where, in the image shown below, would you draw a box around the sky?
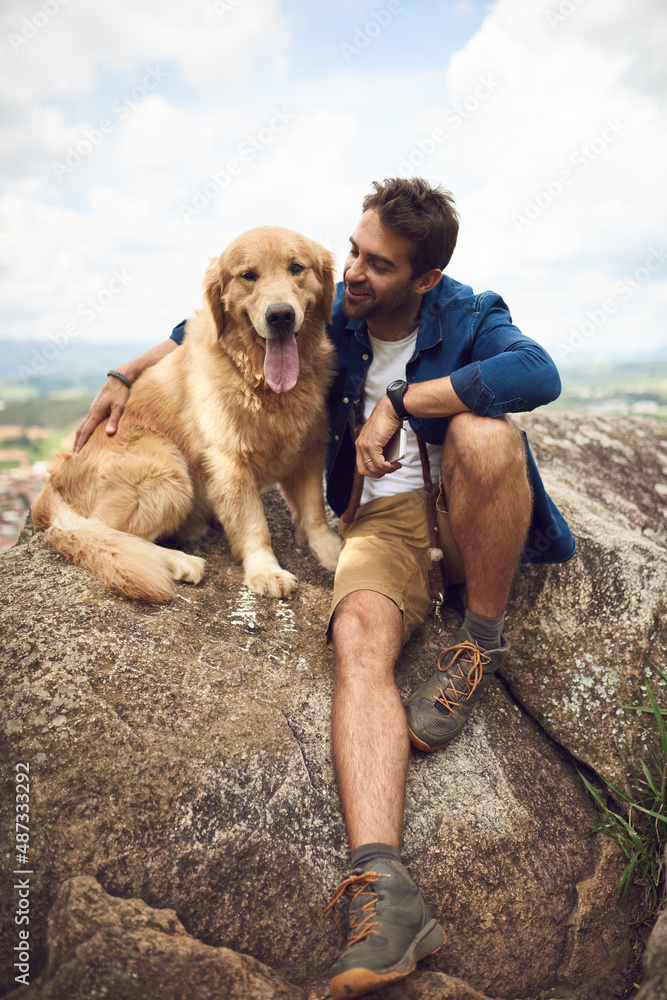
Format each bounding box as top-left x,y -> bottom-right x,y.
1,0 -> 666,370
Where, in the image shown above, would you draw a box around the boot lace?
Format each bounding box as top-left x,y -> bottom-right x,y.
430,641 -> 490,715
323,870 -> 388,946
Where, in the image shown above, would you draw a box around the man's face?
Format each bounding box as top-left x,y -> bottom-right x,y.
342,210 -> 418,320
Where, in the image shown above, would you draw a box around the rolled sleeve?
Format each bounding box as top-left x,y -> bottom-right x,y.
450,348 -> 559,416
450,363 -> 495,414
449,294 -> 561,415
171,319 -> 187,344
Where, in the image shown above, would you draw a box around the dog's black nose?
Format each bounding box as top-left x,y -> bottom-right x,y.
266,302 -> 296,328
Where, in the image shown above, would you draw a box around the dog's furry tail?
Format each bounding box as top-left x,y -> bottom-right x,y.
36,486 -> 175,603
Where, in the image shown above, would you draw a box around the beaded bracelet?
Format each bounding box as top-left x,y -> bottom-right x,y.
107,370 -> 133,390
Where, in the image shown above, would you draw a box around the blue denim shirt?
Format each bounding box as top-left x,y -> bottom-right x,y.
171,275 -> 576,564
322,277 -> 576,565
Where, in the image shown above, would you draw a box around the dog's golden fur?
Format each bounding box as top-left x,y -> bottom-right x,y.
31,226 -> 342,602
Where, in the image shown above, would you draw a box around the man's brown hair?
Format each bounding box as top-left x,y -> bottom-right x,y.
361,177 -> 459,277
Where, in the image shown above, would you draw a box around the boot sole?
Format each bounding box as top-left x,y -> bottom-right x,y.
408,726 -> 455,753
329,920 -> 446,1000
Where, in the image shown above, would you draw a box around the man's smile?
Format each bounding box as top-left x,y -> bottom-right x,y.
345,284 -> 373,300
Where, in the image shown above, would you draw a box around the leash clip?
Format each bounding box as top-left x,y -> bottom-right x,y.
432,592 -> 444,635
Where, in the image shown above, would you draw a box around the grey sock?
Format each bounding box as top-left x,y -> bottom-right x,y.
464,609 -> 505,651
351,842 -> 402,870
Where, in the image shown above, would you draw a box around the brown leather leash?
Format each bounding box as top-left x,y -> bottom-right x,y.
340,429 -> 445,635
417,436 -> 446,635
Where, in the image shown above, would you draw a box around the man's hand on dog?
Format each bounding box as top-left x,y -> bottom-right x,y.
356,396 -> 403,478
74,375 -> 130,452
73,339 -> 179,452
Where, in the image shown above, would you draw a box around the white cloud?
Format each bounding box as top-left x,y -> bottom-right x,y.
425,0 -> 667,359
0,0 -> 665,365
1,0 -> 290,101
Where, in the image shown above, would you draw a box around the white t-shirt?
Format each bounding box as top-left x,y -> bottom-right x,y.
361,330 -> 443,504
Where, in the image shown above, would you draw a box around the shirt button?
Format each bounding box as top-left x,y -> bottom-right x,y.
334,434 -> 339,441
362,353 -> 369,361
343,397 -> 349,404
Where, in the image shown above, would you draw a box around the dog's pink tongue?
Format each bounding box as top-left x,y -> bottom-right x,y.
264,334 -> 299,393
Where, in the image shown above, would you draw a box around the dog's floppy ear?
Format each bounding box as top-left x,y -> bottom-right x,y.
204,256 -> 226,339
313,244 -> 336,325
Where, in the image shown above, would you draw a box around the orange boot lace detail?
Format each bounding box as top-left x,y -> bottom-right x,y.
323,870 -> 390,945
430,641 -> 490,714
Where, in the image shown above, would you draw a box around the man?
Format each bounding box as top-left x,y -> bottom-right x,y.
75,178 -> 575,1000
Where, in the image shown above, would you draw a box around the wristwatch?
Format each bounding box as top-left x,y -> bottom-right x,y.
386,379 -> 411,420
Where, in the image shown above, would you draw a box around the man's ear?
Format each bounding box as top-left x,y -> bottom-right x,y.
415,268 -> 443,296
313,244 -> 336,324
204,257 -> 226,339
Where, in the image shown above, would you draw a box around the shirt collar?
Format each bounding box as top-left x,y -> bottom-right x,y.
345,316 -> 371,348
416,285 -> 444,350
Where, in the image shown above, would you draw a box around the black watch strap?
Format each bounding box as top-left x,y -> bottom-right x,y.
386,379 -> 410,420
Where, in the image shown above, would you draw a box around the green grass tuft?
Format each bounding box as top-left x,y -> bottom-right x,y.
579,660 -> 667,912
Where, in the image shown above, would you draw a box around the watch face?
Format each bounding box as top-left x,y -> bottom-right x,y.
387,380 -> 405,391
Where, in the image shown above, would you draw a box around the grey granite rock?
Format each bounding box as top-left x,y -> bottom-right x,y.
3,875 -> 306,1000
2,413 -> 664,999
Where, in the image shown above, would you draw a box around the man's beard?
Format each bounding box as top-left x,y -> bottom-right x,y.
342,277 -> 415,320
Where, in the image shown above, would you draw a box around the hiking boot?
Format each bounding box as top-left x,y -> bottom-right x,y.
324,858 -> 446,1000
405,626 -> 510,752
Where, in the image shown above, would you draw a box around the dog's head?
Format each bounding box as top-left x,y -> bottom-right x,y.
204,226 -> 335,393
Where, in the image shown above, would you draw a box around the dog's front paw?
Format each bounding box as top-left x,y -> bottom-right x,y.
165,551 -> 206,584
245,565 -> 298,599
309,528 -> 343,572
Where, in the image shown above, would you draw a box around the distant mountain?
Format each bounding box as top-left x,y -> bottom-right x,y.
2,339 -> 667,402
558,357 -> 667,387
0,339 -> 155,384
559,347 -> 667,370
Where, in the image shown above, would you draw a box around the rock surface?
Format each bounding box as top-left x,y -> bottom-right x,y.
636,903 -> 667,1000
1,413 -> 665,999
3,875 -> 305,1000
506,413 -> 667,792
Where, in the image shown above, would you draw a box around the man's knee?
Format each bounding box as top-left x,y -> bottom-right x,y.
332,591 -> 403,672
442,413 -> 526,482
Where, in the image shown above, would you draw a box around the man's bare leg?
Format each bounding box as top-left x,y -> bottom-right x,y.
442,413 -> 532,618
405,413 -> 532,754
327,589 -> 446,1000
330,589 -> 406,850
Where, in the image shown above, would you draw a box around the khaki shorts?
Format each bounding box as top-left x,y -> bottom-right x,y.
327,485 -> 466,647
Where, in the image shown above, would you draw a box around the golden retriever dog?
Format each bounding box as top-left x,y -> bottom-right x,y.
31,226 -> 343,602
